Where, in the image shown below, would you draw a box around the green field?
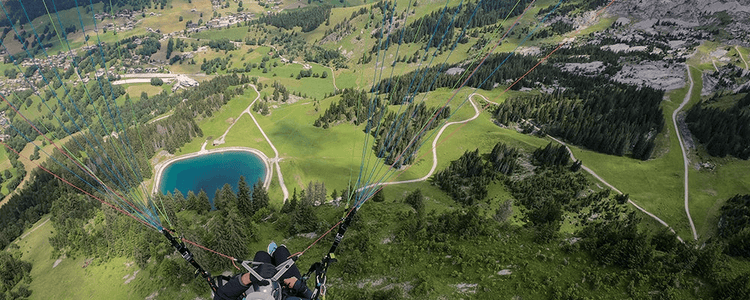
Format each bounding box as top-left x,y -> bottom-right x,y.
125,84 -> 165,99
191,26 -> 250,41
13,216 -> 154,300
559,66 -> 697,241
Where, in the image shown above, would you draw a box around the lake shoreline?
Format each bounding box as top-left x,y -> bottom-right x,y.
151,146 -> 272,196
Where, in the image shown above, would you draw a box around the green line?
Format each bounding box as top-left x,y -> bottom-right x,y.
127,96 -> 173,228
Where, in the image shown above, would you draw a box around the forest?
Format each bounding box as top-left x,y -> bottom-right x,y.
256,5 -> 332,33
431,148 -> 493,206
685,92 -> 750,159
493,85 -> 665,160
0,251 -> 31,299
1,0 -> 750,298
373,0 -> 535,50
313,88 -> 449,167
368,101 -> 450,167
717,194 -> 750,258
313,88 -> 375,128
0,74 -> 250,254
426,140 -> 750,299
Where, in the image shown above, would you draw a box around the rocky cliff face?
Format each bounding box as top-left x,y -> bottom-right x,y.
609,0 -> 750,22
607,0 -> 750,42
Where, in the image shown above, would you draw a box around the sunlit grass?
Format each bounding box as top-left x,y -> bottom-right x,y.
125,84 -> 163,99
15,215 -> 155,300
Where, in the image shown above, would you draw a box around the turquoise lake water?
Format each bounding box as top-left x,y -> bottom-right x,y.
158,151 -> 267,202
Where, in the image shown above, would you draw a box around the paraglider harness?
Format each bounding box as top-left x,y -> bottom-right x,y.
161,205 -> 359,300
162,230 -> 287,298
162,230 -> 219,292
300,206 -> 359,300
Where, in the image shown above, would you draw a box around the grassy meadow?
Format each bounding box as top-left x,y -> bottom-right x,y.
12,216 -> 157,300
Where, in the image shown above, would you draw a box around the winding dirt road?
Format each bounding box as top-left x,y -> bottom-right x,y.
737,46 -> 749,70
359,94 -> 481,190
674,65 -> 698,240
475,94 -> 686,242
546,134 -> 685,243
217,84 -> 290,201
328,65 -> 338,91
711,60 -> 720,72
148,113 -> 172,124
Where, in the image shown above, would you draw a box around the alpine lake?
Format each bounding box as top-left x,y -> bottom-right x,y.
158,150 -> 267,203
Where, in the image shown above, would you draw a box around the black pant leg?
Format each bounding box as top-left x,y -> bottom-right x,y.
253,251 -> 273,264
272,246 -> 302,279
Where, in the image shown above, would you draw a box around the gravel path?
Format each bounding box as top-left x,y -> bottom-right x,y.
329,65 -> 338,91
147,113 -> 172,124
245,86 -> 290,201
151,86 -> 282,198
476,94 -> 686,242
547,134 -> 684,243
19,218 -> 50,240
674,65 -> 698,240
227,84 -> 289,201
737,46 -> 749,69
359,94 -> 481,190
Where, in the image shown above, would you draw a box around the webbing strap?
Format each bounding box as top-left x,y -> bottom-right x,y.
162,230 -> 218,291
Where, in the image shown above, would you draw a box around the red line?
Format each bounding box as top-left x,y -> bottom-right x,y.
1,139 -> 247,266
296,0 -> 541,256
422,1 -> 622,174
5,0 -> 618,264
393,0 -> 620,184
388,0 -> 537,167
300,0 -> 620,257
0,140 -> 157,230
163,228 -> 241,270
0,94 -> 153,223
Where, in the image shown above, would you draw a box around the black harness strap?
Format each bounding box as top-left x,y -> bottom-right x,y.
303,206 -> 359,299
162,229 -> 218,292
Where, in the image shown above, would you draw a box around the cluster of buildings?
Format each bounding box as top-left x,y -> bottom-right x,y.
93,9 -> 140,34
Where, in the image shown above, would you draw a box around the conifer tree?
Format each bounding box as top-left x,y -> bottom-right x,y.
215,208 -> 249,268
372,189 -> 385,203
197,190 -> 211,213
282,189 -> 298,213
252,180 -> 269,212
220,184 -> 237,211
186,191 -> 199,212
237,176 -> 252,215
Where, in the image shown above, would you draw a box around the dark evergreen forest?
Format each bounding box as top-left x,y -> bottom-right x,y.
428,141 -> 750,299
717,194 -> 750,258
0,251 -> 31,298
431,142 -> 523,206
3,129 -> 750,299
685,92 -> 750,159
313,89 -> 375,128
372,0 -> 535,51
431,149 -> 492,206
494,85 -> 665,160
257,5 -> 332,33
368,101 -> 450,167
